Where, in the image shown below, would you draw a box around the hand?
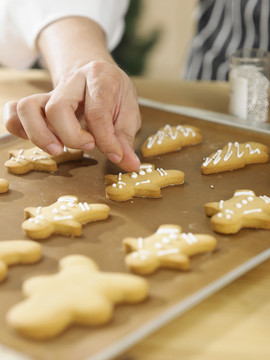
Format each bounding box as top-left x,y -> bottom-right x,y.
4,60 -> 141,172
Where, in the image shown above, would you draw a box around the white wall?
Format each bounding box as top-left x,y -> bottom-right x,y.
137,0 -> 197,79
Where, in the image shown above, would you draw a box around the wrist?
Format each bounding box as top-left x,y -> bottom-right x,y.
37,16 -> 116,86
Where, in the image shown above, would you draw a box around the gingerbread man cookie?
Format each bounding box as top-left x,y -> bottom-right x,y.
0,240 -> 42,282
22,195 -> 110,239
0,178 -> 9,193
5,146 -> 84,174
141,124 -> 202,157
123,225 -> 217,274
7,255 -> 149,339
201,141 -> 269,174
205,189 -> 270,234
105,163 -> 185,201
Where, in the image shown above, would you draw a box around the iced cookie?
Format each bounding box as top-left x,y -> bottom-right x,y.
0,240 -> 42,282
123,225 -> 217,274
7,255 -> 149,339
22,195 -> 110,240
0,178 -> 9,193
201,141 -> 269,174
205,189 -> 270,234
141,124 -> 202,157
5,146 -> 84,174
105,163 -> 185,201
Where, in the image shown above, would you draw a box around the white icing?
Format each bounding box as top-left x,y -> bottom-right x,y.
146,124 -> 196,149
202,142 -> 261,167
54,215 -> 73,221
156,168 -> 167,176
243,209 -> 262,215
260,195 -> 270,204
135,180 -> 151,186
157,227 -> 179,235
182,232 -> 198,244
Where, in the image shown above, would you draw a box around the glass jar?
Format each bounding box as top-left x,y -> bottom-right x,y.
229,48 -> 270,123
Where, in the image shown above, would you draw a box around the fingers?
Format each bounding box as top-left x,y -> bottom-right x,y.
15,94 -> 65,156
4,61 -> 141,172
44,72 -> 95,151
4,101 -> 28,139
83,61 -> 141,172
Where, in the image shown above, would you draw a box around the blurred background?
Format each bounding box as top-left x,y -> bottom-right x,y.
112,0 -> 197,79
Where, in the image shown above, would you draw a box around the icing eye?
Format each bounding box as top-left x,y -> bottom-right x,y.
236,203 -> 242,208
242,199 -> 248,205
248,196 -> 254,201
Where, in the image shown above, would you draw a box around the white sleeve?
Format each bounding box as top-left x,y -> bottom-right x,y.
0,0 -> 129,69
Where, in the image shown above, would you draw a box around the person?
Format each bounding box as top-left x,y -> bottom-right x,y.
2,1 -> 269,171
1,0 -> 141,172
183,0 -> 270,80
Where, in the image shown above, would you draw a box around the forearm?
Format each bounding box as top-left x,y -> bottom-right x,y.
37,16 -> 116,86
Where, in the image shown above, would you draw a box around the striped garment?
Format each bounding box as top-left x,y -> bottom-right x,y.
183,0 -> 270,80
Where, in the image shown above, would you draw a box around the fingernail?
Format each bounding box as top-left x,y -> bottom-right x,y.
81,142 -> 95,151
46,143 -> 63,156
107,153 -> 122,164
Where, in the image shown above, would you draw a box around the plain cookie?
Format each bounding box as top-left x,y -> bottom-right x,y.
6,255 -> 149,339
0,178 -> 9,193
0,240 -> 42,282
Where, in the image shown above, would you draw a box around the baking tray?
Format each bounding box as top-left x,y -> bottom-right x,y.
0,100 -> 269,360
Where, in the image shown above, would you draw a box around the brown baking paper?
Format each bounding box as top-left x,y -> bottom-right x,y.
0,105 -> 269,360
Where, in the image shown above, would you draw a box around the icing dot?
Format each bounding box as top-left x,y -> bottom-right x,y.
162,237 -> 170,244
155,242 -> 162,249
248,196 -> 254,201
60,205 -> 67,210
139,170 -> 146,175
236,203 -> 242,208
226,214 -> 231,219
242,199 -> 248,205
112,184 -> 117,188
131,172 -> 138,178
